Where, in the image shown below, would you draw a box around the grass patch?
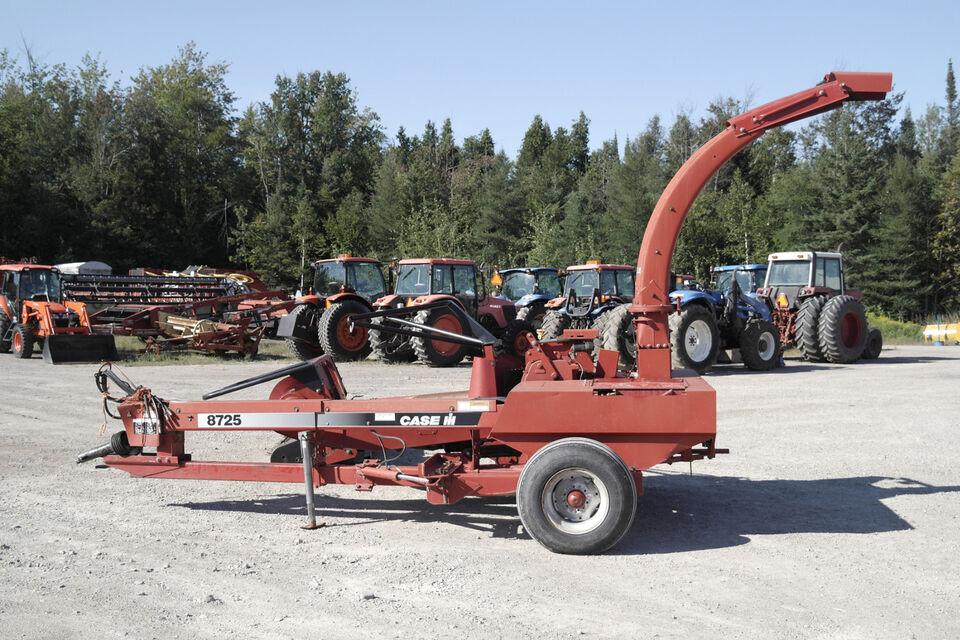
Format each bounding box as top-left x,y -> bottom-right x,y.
113,335 -> 295,366
867,312 -> 924,344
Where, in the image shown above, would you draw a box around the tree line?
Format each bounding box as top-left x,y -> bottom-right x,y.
1,43 -> 958,320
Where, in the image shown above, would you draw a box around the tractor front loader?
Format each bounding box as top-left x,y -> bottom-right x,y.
0,264 -> 117,364
76,71 -> 892,554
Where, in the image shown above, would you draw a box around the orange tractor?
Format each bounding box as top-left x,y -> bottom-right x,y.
0,263 -> 118,363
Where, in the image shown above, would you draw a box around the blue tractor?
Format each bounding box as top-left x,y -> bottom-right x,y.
492,267 -> 563,330
666,264 -> 780,373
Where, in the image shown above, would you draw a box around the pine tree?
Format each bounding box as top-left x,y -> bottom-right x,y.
933,152 -> 960,312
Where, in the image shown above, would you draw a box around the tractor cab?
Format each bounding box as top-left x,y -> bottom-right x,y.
311,257 -> 387,302
758,251 -> 847,311
549,262 -> 634,313
496,267 -> 563,302
1,265 -> 65,322
711,264 -> 767,296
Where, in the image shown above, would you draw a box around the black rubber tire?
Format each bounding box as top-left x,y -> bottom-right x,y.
517,437 -> 637,555
739,319 -> 781,371
369,316 -> 414,363
598,304 -> 636,369
796,296 -> 827,362
0,311 -> 11,353
862,327 -> 883,360
516,304 -> 547,331
284,304 -> 324,361
318,300 -> 373,361
669,305 -> 719,373
12,324 -> 34,359
412,308 -> 467,367
818,295 -> 868,363
539,310 -> 570,341
497,318 -> 536,358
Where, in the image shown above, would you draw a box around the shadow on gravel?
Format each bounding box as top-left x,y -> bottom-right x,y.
707,363 -> 831,376
170,475 -> 960,554
616,473 -> 960,555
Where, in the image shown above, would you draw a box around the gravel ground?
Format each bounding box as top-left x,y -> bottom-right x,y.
1,344 -> 958,639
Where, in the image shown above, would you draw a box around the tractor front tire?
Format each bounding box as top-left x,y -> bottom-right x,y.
818,295 -> 868,364
516,304 -> 547,331
598,304 -> 636,369
517,437 -> 637,555
284,305 -> 324,361
12,324 -> 34,359
739,319 -> 781,371
318,300 -> 372,361
862,327 -> 883,360
539,310 -> 571,341
498,319 -> 536,358
796,296 -> 827,362
369,316 -> 414,363
412,308 -> 467,367
0,312 -> 11,353
669,305 -> 719,374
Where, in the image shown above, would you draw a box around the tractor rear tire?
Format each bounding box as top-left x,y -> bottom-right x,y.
12,324 -> 34,359
817,295 -> 868,364
539,310 -> 570,341
318,300 -> 372,361
862,327 -> 883,360
498,319 -> 536,358
796,296 -> 827,362
0,312 -> 10,353
669,305 -> 719,374
739,319 -> 780,371
517,437 -> 637,555
598,304 -> 636,369
284,304 -> 324,361
412,308 -> 467,367
517,304 -> 547,331
369,316 -> 414,363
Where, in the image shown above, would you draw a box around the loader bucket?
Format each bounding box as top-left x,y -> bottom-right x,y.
42,334 -> 119,364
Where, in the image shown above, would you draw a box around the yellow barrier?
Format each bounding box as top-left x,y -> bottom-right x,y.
923,323 -> 960,344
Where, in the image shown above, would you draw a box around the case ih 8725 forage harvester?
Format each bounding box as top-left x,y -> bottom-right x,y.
77,72 -> 892,554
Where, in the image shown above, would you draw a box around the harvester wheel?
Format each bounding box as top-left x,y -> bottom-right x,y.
516,304 -> 547,331
598,304 -> 636,369
539,310 -> 570,341
11,324 -> 34,359
0,312 -> 10,353
739,319 -> 780,371
412,308 -> 467,367
796,296 -> 827,361
818,295 -> 868,363
517,437 -> 636,555
862,327 -> 883,360
284,305 -> 324,361
318,300 -> 373,361
669,305 -> 719,374
369,316 -> 414,363
497,319 -> 536,358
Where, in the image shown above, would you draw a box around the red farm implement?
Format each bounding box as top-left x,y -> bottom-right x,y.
77,72 -> 893,553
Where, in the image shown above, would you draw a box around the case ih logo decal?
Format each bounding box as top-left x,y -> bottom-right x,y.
197,411 -> 483,429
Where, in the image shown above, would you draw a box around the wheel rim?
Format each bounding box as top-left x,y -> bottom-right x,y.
429,314 -> 462,356
540,468 -> 609,535
840,312 -> 862,348
336,315 -> 367,351
13,331 -> 21,352
757,331 -> 776,360
684,319 -> 712,362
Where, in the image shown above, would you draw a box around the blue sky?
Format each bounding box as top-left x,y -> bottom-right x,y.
3,1 -> 957,155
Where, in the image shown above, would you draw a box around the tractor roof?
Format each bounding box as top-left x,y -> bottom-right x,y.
313,256 -> 381,265
768,251 -> 841,261
711,263 -> 767,272
566,263 -> 632,272
399,258 -> 476,266
499,267 -> 558,275
0,263 -> 55,272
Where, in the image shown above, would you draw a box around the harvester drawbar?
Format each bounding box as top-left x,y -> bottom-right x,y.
77,72 -> 892,554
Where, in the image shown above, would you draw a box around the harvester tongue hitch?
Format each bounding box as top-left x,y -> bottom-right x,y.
76,71 -> 892,554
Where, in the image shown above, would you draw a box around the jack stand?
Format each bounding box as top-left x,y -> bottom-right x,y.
299,433 -> 323,530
